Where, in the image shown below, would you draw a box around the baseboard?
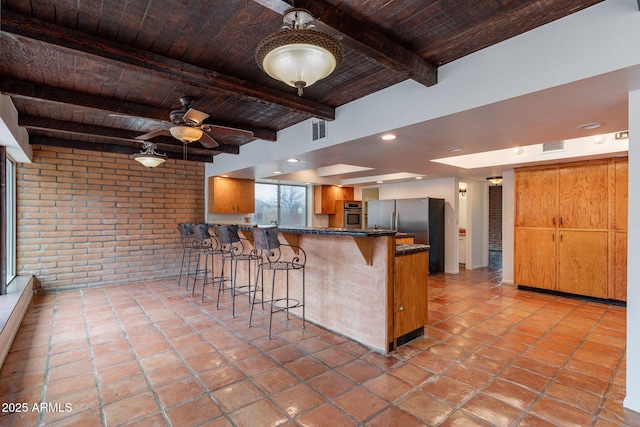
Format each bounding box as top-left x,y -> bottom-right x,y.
623,396 -> 640,414
0,275 -> 35,368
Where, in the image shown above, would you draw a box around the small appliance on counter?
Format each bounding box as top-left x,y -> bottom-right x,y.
329,201 -> 362,229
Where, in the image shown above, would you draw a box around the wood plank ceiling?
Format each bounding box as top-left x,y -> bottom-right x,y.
0,0 -> 603,163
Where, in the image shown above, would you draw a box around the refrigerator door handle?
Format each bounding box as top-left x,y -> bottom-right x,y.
394,209 -> 399,231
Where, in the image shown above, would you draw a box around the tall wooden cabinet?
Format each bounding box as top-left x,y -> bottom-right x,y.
208,176 -> 255,213
313,185 -> 354,214
514,158 -> 627,301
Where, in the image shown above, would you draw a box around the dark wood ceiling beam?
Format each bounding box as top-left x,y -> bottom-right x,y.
30,136 -> 214,163
19,115 -> 240,155
0,78 -> 277,141
253,0 -> 438,87
1,9 -> 335,121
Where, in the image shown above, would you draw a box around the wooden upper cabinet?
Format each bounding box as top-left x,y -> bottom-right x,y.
515,167 -> 558,228
614,157 -> 628,231
313,185 -> 354,214
209,177 -> 255,214
558,162 -> 608,229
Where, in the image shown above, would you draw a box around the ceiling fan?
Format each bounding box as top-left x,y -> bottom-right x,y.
135,96 -> 253,148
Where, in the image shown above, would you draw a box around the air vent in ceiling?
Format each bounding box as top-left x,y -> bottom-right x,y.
542,140 -> 565,153
312,119 -> 327,141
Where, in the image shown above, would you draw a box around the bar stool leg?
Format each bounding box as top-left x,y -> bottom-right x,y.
178,247 -> 187,288
268,270 -> 277,339
248,267 -> 261,327
191,253 -> 200,293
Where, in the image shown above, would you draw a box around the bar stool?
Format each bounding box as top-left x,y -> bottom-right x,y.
249,226 -> 306,338
192,223 -> 228,302
177,222 -> 196,290
215,225 -> 261,317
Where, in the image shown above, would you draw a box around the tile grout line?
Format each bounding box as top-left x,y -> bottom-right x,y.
102,284 -> 171,426
144,279 -> 369,426
80,288 -> 107,425
135,279 -> 251,426
36,292 -> 59,427
591,304 -> 628,426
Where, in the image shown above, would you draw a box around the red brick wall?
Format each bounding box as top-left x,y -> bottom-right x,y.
16,146 -> 205,290
488,185 -> 502,249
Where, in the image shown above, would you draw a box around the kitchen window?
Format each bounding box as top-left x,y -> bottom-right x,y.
3,154 -> 16,288
252,183 -> 307,227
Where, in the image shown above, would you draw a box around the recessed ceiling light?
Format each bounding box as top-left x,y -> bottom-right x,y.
377,180 -> 383,184
578,122 -> 603,130
273,171 -> 282,174
221,174 -> 229,177
593,135 -> 606,144
380,134 -> 396,141
415,176 -> 423,180
287,158 -> 299,162
448,147 -> 463,152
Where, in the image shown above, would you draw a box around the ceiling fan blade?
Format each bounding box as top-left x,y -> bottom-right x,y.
135,128 -> 171,140
205,124 -> 254,138
199,132 -> 219,148
183,108 -> 209,126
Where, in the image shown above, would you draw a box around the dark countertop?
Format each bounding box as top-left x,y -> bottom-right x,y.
235,225 -> 396,237
395,232 -> 415,238
395,243 -> 430,256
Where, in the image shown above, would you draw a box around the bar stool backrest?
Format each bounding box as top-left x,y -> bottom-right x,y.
178,222 -> 194,238
215,225 -> 241,245
252,226 -> 280,250
193,223 -> 212,240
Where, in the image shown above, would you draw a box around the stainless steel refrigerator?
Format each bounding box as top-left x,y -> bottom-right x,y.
367,197 -> 445,274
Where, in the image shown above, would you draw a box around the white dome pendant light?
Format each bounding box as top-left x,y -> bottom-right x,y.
256,8 -> 343,96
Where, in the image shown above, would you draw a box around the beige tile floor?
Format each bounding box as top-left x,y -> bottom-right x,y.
0,268 -> 639,426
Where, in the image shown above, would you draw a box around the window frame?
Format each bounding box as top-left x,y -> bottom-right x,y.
5,155 -> 16,285
253,182 -> 308,227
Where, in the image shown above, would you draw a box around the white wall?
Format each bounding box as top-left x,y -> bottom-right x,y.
624,89 -> 640,411
0,95 -> 31,163
501,171 -> 515,284
468,180 -> 488,270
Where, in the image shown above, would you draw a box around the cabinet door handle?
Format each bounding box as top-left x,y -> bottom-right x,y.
398,305 -> 404,311
552,234 -> 555,242
560,217 -> 563,226
552,217 -> 556,226
560,234 -> 563,242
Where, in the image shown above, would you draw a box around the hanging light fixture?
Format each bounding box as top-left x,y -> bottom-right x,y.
131,142 -> 167,168
256,8 -> 343,96
169,126 -> 203,144
486,176 -> 503,185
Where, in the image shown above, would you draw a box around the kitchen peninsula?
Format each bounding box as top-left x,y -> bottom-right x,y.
235,225 -> 429,353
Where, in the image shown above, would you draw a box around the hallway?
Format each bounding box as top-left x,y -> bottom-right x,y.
0,268 -> 637,426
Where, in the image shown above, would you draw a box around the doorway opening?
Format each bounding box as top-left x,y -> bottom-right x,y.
488,184 -> 502,269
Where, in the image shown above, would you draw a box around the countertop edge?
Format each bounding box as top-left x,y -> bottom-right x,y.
395,244 -> 430,256
234,225 -> 396,237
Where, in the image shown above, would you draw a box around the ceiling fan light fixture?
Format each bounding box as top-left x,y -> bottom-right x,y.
170,126 -> 203,143
256,8 -> 343,96
132,142 -> 167,168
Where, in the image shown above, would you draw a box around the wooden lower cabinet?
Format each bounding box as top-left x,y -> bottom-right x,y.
557,230 -> 608,298
514,228 -> 557,291
393,251 -> 428,347
614,231 -> 628,301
